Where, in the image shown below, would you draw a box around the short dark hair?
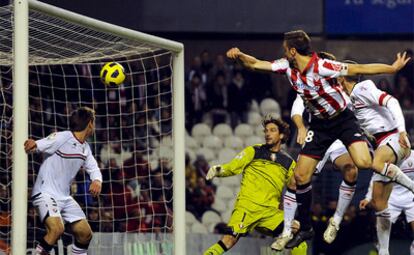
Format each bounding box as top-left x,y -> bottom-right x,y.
69,106 -> 95,132
262,114 -> 290,144
343,60 -> 361,83
317,51 -> 336,61
283,30 -> 311,56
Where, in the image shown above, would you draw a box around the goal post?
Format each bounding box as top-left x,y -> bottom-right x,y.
12,1 -> 29,255
10,0 -> 185,254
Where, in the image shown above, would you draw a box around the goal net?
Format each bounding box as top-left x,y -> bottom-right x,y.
0,1 -> 185,254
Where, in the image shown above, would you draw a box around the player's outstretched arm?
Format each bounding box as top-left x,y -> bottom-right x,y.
226,47 -> 273,72
347,52 -> 411,75
206,147 -> 255,181
24,139 -> 37,153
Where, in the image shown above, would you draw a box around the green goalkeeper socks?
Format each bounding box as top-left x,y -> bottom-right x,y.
203,240 -> 306,255
203,241 -> 227,255
291,241 -> 308,255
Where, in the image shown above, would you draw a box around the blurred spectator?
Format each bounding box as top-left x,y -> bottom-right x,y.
137,187 -> 172,233
245,65 -> 274,102
185,73 -> 207,129
152,194 -> 173,233
188,56 -> 207,85
87,208 -> 100,232
228,71 -> 251,128
134,111 -> 160,148
394,49 -> 413,90
123,151 -> 150,186
160,108 -> 173,135
377,78 -> 394,94
55,103 -> 73,131
151,160 -> 173,209
107,87 -> 121,114
187,177 -> 215,219
0,184 -> 10,254
30,98 -> 48,137
201,50 -> 213,76
101,158 -> 122,194
193,155 -> 210,178
185,154 -> 198,190
207,71 -> 229,126
394,75 -> 414,109
107,180 -> 139,231
99,141 -> 131,167
160,75 -> 172,106
210,54 -> 232,84
126,209 -> 147,232
100,211 -> 114,232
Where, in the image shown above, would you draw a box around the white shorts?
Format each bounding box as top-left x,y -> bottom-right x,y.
315,140 -> 348,174
388,192 -> 414,223
377,132 -> 410,166
32,192 -> 86,224
371,172 -> 392,183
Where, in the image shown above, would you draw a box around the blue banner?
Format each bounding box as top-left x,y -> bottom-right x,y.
325,0 -> 414,34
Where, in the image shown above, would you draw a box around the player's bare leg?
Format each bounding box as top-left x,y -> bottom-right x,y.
372,181 -> 393,255
203,235 -> 238,255
36,217 -> 64,255
285,155 -> 319,248
71,219 -> 93,255
373,145 -> 413,191
346,141 -> 372,170
324,153 -> 358,244
369,146 -> 397,255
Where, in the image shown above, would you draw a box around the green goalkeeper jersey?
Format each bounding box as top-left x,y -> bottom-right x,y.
218,144 -> 295,208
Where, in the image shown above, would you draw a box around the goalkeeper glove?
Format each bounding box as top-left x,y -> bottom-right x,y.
206,165 -> 221,180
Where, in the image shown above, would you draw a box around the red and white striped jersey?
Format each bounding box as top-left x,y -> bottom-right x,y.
349,80 -> 397,135
271,53 -> 349,118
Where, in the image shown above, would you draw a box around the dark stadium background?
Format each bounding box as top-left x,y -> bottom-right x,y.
0,0 -> 413,254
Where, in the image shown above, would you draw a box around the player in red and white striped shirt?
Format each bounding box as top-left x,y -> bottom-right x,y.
226,30 -> 412,248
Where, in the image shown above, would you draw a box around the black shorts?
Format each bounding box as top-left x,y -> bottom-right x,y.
300,108 -> 367,159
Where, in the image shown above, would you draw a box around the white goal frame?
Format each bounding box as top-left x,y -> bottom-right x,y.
12,0 -> 185,254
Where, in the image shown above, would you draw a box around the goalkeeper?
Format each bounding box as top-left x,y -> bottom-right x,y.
203,114 -> 307,255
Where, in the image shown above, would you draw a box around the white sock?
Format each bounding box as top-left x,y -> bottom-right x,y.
282,189 -> 297,235
375,208 -> 391,255
382,163 -> 414,191
35,245 -> 49,255
410,240 -> 414,255
333,181 -> 356,226
72,243 -> 88,255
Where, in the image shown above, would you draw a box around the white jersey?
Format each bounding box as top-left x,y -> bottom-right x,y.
349,80 -> 399,135
32,131 -> 102,200
388,150 -> 414,223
